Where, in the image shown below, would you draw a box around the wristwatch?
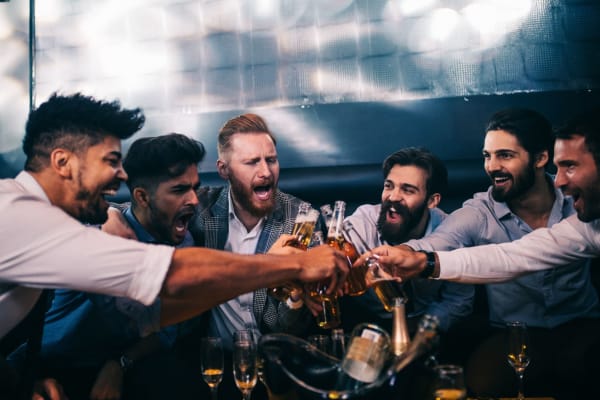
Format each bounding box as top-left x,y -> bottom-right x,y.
119,354 -> 134,372
417,250 -> 436,279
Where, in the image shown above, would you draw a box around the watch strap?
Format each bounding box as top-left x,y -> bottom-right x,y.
417,250 -> 436,279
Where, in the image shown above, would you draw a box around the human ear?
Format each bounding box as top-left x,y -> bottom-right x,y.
50,148 -> 73,178
535,151 -> 549,169
132,187 -> 150,208
217,159 -> 229,180
427,193 -> 441,209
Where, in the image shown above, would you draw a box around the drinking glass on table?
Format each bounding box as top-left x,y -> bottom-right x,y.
201,337 -> 224,400
432,364 -> 467,400
233,330 -> 258,400
506,321 -> 530,400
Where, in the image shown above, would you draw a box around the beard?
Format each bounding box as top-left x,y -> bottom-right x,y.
229,174 -> 277,219
376,200 -> 427,245
147,200 -> 177,245
74,183 -> 109,225
490,161 -> 536,202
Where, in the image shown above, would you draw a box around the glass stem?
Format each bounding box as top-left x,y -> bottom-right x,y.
210,387 -> 218,400
517,373 -> 525,400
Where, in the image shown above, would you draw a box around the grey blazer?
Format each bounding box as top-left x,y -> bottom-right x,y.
190,185 -> 313,335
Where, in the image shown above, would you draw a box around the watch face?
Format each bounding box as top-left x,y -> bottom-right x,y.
120,355 -> 133,370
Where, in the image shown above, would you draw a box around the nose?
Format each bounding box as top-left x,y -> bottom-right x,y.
554,168 -> 567,189
387,188 -> 404,203
257,159 -> 272,178
485,155 -> 501,172
116,163 -> 128,181
186,189 -> 200,207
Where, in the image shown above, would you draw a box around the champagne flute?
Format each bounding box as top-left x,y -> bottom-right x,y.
233,330 -> 258,400
201,337 -> 224,400
506,321 -> 530,400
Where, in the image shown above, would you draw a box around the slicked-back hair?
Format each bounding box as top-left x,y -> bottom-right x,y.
123,133 -> 205,193
23,92 -> 145,172
485,108 -> 554,166
555,108 -> 600,171
382,147 -> 448,197
217,113 -> 276,158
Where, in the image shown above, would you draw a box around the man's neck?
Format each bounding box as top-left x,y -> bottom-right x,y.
507,173 -> 556,229
231,201 -> 262,232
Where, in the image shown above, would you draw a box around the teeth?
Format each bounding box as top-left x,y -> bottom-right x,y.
101,189 -> 117,196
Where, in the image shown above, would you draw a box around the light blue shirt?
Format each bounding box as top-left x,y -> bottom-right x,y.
406,178 -> 600,328
345,205 -> 474,332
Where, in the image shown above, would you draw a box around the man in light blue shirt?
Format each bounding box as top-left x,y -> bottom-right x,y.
342,148 -> 474,334
404,109 -> 600,399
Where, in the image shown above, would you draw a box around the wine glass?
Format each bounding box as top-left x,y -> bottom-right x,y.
201,337 -> 224,400
506,321 -> 530,400
233,330 -> 258,400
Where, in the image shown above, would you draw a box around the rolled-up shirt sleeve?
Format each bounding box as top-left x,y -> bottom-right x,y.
1,188 -> 174,305
436,216 -> 600,283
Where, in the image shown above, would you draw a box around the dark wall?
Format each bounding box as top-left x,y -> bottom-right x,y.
98,89 -> 600,214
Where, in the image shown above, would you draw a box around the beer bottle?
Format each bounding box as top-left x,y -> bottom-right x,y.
326,204 -> 367,296
342,220 -> 405,311
267,203 -> 319,302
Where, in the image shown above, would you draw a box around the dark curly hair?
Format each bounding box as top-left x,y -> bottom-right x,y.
23,92 -> 145,171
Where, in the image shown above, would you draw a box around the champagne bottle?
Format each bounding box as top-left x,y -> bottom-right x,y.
335,323 -> 391,391
391,297 -> 410,357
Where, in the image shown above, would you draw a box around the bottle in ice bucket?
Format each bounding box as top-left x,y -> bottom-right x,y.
391,297 -> 410,357
335,323 -> 391,390
267,202 -> 319,302
327,201 -> 368,296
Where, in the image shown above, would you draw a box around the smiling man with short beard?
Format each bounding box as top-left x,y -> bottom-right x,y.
11,133 -> 208,400
400,108 -> 600,399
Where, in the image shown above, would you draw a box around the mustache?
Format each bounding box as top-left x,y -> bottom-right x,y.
489,172 -> 513,180
175,206 -> 196,218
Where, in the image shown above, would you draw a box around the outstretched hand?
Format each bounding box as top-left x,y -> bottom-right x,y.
294,244 -> 349,296
101,207 -> 137,240
353,244 -> 427,281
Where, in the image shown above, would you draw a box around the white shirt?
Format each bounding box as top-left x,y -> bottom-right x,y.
0,172 -> 174,339
437,215 -> 600,283
208,190 -> 264,350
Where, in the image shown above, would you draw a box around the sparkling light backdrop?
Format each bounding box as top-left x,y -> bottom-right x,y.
1,0 -> 599,175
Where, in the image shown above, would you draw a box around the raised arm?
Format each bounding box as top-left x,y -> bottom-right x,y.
159,243 -> 349,326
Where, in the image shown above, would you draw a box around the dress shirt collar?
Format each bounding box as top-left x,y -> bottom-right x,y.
489,173 -> 571,224
15,171 -> 51,204
122,206 -> 194,247
123,206 -> 159,243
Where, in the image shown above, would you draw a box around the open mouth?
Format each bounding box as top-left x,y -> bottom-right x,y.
386,206 -> 403,223
100,185 -> 120,201
253,184 -> 273,201
492,175 -> 511,187
174,210 -> 195,234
